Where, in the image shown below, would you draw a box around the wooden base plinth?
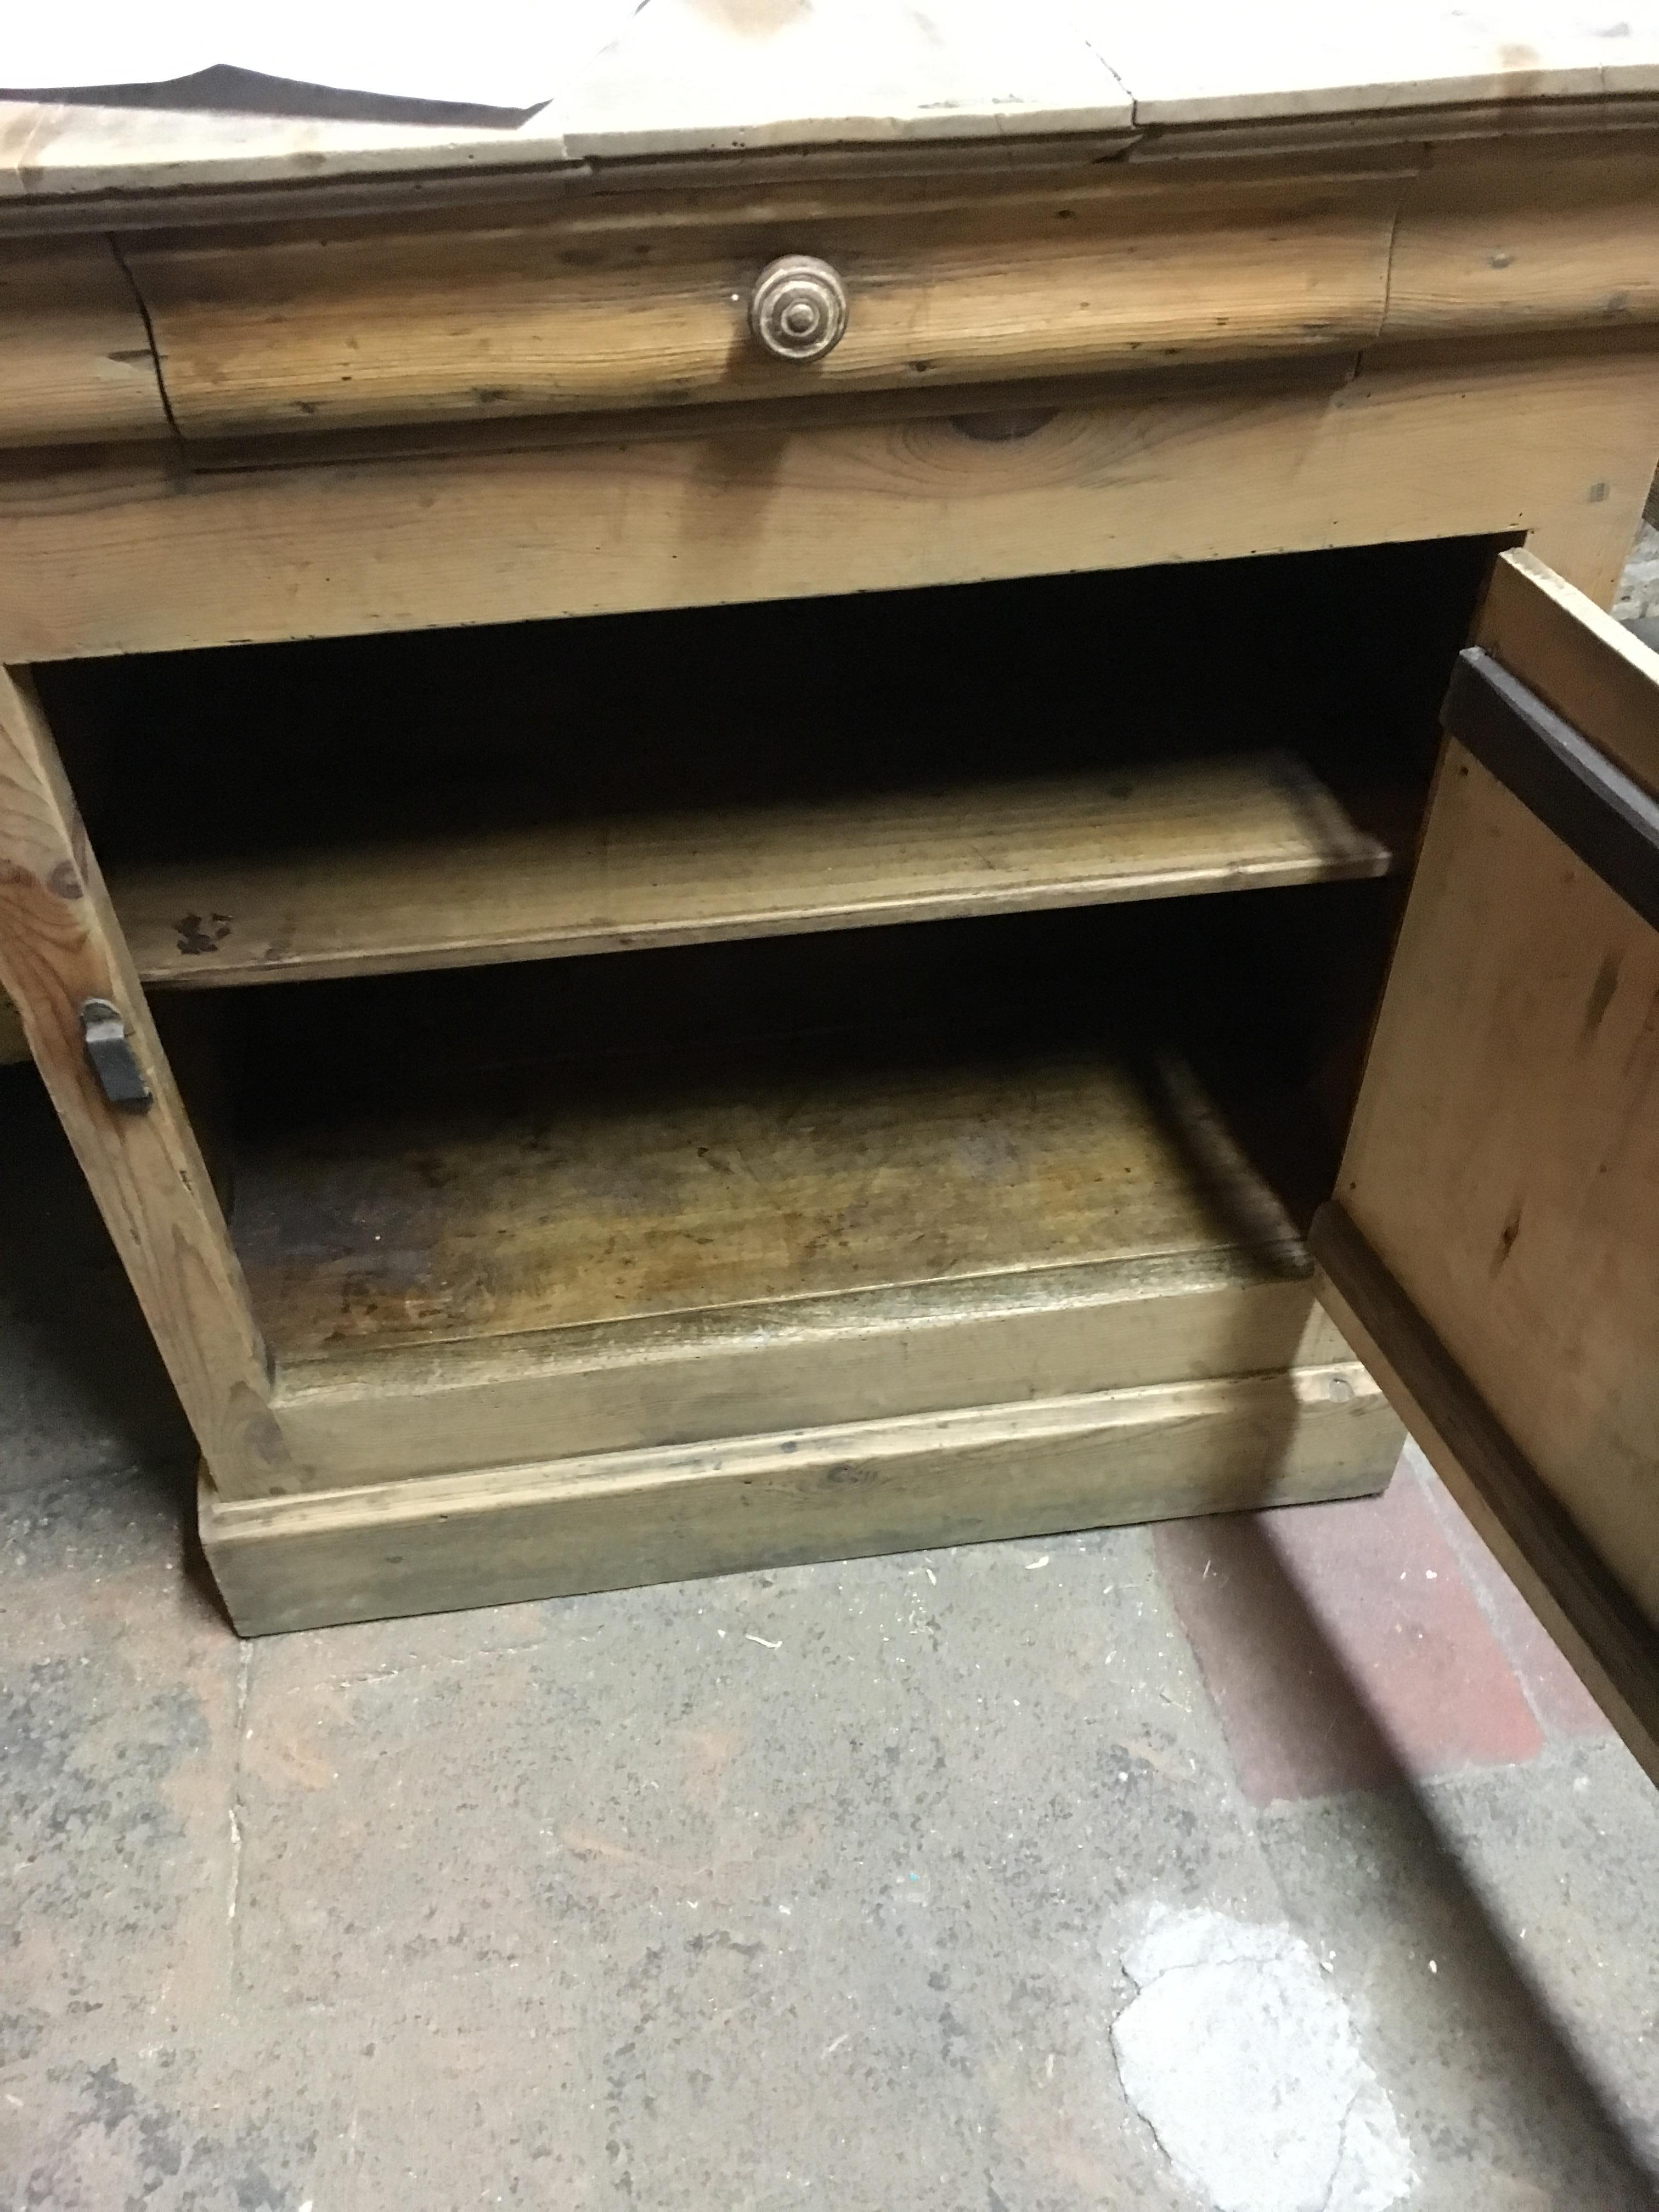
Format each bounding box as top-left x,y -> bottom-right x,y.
201,1356 -> 1401,1635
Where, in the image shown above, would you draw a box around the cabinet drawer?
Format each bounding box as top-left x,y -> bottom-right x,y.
119,166 -> 1404,441
0,238 -> 176,448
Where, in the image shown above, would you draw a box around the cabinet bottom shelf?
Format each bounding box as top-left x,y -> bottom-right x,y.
228,900 -> 1365,1376
194,895 -> 1400,1585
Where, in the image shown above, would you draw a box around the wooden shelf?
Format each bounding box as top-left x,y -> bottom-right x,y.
114,749 -> 1396,990
233,1021 -> 1311,1365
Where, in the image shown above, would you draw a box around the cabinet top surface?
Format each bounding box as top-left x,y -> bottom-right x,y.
4,0 -> 1659,218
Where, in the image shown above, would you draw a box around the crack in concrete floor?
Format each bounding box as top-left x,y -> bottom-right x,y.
1111,1905 -> 1415,2212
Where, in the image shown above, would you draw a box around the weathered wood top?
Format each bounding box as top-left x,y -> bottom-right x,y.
3,0 -> 1658,222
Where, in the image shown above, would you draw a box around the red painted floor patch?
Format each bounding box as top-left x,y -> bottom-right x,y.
1408,1449 -> 1613,1740
1157,1466 -> 1546,1804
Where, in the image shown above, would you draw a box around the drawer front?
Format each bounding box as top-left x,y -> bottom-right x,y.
0,238 -> 174,447
119,166 -> 1404,441
9,137 -> 1659,453
9,137 -> 1658,452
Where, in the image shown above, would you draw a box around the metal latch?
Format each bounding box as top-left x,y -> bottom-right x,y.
80,998 -> 153,1113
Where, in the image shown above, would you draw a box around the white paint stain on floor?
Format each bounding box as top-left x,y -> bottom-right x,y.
1111,1906 -> 1415,2212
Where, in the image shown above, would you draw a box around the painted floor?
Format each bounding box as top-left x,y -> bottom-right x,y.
2,1055 -> 1657,2212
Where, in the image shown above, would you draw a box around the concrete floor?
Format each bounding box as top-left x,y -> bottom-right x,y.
3,1058 -> 1659,2212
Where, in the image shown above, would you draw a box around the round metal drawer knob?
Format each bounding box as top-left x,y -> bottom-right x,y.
749,255 -> 848,364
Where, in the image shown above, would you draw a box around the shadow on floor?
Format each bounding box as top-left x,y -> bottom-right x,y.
0,1063 -> 194,1498
1159,1503 -> 1658,2198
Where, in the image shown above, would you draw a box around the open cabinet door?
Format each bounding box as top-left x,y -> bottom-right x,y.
1310,549 -> 1659,1785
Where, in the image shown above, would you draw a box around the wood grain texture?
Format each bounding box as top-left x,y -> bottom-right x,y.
1478,547 -> 1659,799
233,1033 -> 1312,1361
0,0 -> 1135,220
0,236 -> 170,446
1097,13 -> 1659,132
0,665 -> 300,1498
111,751 -> 1397,989
1312,1210 -> 1659,1790
270,1256 -> 1354,1492
122,168 -> 1403,439
202,1359 -> 1400,1634
1336,737 -> 1659,1628
2,341 -> 1655,661
1382,136 -> 1659,346
6,0 -> 1659,222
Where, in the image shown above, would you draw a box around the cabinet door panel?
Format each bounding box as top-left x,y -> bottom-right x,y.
1312,550 -> 1659,1780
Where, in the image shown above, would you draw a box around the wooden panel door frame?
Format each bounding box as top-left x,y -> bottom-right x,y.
1311,550 -> 1659,1784
0,662 -> 305,1499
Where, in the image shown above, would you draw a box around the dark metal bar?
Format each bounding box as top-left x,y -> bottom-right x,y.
1441,647 -> 1659,934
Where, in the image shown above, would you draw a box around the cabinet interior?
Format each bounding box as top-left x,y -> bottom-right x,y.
40,535 -> 1496,1391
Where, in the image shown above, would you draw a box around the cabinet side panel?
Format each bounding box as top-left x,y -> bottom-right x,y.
0,665 -> 303,1497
